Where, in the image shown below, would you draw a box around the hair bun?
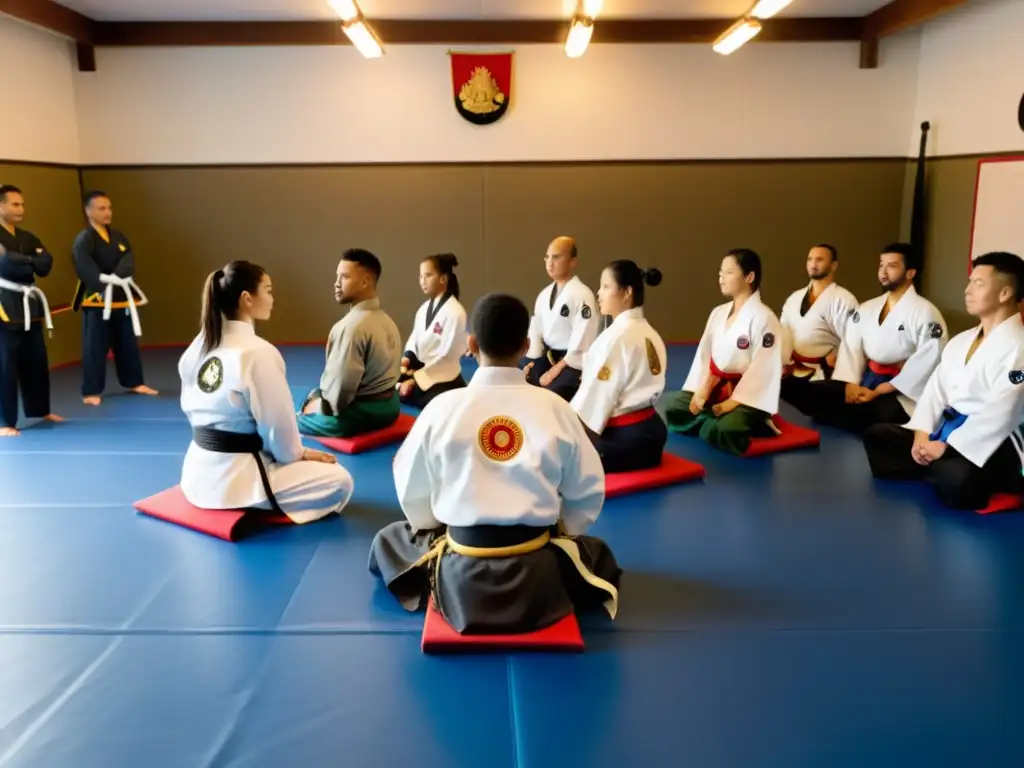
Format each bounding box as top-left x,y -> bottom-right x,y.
644,267 -> 663,287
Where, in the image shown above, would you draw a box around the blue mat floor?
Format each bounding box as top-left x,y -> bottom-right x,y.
2,345 -> 1023,767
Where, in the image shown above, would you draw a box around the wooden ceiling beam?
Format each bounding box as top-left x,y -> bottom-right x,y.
0,0 -> 95,43
90,17 -> 861,47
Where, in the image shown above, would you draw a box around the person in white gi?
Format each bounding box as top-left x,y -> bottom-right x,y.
369,293 -> 621,635
813,242 -> 947,434
571,260 -> 668,473
522,236 -> 601,401
779,244 -> 859,416
664,248 -> 784,455
398,253 -> 468,409
863,252 -> 1024,509
179,261 -> 353,524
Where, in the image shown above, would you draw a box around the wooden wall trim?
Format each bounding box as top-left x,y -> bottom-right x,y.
0,0 -> 95,43
90,17 -> 862,47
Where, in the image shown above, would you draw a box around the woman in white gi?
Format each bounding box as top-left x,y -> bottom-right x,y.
863,251 -> 1024,509
664,248 -> 784,455
571,260 -> 668,473
178,261 -> 354,524
369,293 -> 620,635
397,253 -> 468,409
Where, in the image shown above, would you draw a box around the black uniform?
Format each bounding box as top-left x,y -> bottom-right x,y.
0,226 -> 52,429
72,225 -> 146,398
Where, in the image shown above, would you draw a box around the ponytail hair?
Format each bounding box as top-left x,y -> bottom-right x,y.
424,252 -> 460,300
200,260 -> 267,355
606,259 -> 662,308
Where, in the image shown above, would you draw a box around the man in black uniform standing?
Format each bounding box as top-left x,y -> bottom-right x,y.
72,190 -> 158,405
0,184 -> 62,436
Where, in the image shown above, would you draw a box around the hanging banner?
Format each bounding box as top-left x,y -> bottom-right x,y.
449,51 -> 513,126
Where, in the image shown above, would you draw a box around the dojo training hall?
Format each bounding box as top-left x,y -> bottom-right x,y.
2,0 -> 1024,763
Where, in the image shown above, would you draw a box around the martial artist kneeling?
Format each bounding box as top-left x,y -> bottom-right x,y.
863,251 -> 1024,510
369,293 -> 621,635
663,249 -> 784,455
571,260 -> 668,473
179,261 -> 354,523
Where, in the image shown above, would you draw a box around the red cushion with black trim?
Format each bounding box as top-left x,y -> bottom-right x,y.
134,485 -> 292,542
744,416 -> 821,457
976,493 -> 1024,515
605,453 -> 706,498
421,598 -> 584,653
313,413 -> 416,455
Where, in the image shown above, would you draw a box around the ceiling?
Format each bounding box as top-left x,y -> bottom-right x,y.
53,0 -> 894,22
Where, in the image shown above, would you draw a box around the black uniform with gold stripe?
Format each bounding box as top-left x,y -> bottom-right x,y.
72,225 -> 147,398
0,226 -> 53,429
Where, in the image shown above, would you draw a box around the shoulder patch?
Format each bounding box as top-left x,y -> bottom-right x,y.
898,324 -> 905,331
478,416 -> 524,462
581,303 -> 592,320
1010,370 -> 1024,386
737,335 -> 750,350
762,332 -> 775,349
645,338 -> 662,375
197,357 -> 223,394
559,304 -> 570,318
597,365 -> 611,381
928,322 -> 943,339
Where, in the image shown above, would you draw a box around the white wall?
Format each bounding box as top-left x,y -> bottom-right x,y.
911,0 -> 1024,157
73,35 -> 922,166
0,17 -> 81,164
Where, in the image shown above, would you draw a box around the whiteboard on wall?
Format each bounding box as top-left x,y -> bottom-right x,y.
969,157 -> 1024,265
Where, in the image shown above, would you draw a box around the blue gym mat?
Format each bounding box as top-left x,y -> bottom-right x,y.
2,345 -> 1023,767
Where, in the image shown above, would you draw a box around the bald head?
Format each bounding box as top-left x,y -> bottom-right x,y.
545,236 -> 578,282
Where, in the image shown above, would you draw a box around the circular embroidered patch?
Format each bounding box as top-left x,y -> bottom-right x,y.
1010,370 -> 1024,386
479,416 -> 524,461
581,304 -> 592,319
762,332 -> 775,348
737,335 -> 750,350
851,310 -> 860,323
559,304 -> 570,318
198,357 -> 223,393
929,322 -> 943,339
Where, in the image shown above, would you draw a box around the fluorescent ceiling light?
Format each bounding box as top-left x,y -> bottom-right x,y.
326,0 -> 360,22
565,16 -> 594,58
749,0 -> 794,19
343,20 -> 384,58
712,18 -> 762,55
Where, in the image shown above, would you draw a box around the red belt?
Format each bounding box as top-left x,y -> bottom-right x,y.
606,406 -> 656,428
785,351 -> 829,378
707,359 -> 741,405
793,352 -> 827,365
867,359 -> 903,376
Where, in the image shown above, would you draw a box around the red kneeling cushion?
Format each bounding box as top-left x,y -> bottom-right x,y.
134,485 -> 292,542
744,416 -> 821,457
976,493 -> 1024,515
605,452 -> 706,498
314,413 -> 416,455
421,597 -> 584,653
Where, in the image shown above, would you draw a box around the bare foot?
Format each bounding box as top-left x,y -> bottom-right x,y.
43,414 -> 65,423
83,396 -> 102,406
131,385 -> 159,396
0,427 -> 19,437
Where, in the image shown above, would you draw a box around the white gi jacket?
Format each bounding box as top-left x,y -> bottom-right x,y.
404,294 -> 468,390
780,282 -> 858,381
527,275 -> 600,370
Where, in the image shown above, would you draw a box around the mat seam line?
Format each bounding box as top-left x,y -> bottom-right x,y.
506,656 -> 523,768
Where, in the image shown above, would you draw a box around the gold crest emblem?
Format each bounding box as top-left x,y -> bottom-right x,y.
450,52 -> 513,126
197,356 -> 223,393
646,339 -> 662,375
478,416 -> 524,461
597,366 -> 611,381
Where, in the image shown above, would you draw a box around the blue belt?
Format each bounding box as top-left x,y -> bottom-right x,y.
929,408 -> 966,442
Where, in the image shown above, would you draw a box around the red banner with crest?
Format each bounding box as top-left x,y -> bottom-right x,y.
449,51 -> 513,125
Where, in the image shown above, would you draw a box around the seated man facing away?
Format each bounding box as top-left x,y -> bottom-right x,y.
664,248 -> 784,455
298,248 -> 402,437
369,293 -> 621,635
863,252 -> 1024,510
571,259 -> 668,473
810,243 -> 947,434
779,244 -> 859,416
179,261 -> 353,523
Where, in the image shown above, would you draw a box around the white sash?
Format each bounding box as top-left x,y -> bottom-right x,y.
99,274 -> 146,337
0,276 -> 52,333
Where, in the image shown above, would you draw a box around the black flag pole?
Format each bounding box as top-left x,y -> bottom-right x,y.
910,120 -> 930,291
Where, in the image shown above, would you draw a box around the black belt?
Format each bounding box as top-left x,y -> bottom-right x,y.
447,524 -> 555,548
192,427 -> 284,516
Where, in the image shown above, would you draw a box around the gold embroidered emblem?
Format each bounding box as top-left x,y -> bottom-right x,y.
478,416 -> 523,461
645,339 -> 662,375
197,356 -> 223,393
459,66 -> 506,115
597,366 -> 611,381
